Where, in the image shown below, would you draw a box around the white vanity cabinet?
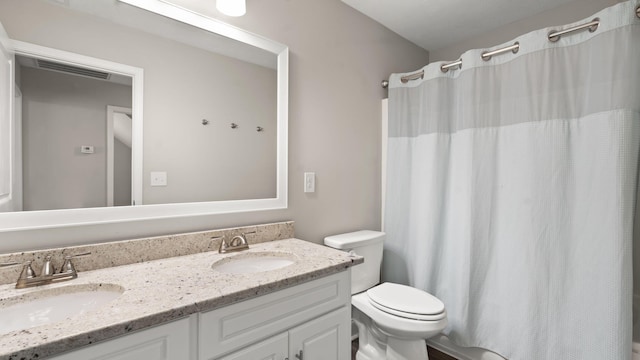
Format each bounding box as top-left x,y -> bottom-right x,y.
218,307 -> 350,360
200,271 -> 351,360
218,332 -> 288,360
48,316 -> 194,360
287,306 -> 350,360
46,271 -> 351,360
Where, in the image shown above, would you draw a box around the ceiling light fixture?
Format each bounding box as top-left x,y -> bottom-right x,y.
216,0 -> 246,17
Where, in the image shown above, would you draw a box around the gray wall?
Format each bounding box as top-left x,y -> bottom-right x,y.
428,0 -> 624,62
0,0 -> 428,250
20,67 -> 132,211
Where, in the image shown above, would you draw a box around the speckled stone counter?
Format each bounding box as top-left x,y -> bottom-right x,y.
0,238 -> 362,360
0,222 -> 295,286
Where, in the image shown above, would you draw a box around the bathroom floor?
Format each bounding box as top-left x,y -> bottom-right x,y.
350,339 -> 458,360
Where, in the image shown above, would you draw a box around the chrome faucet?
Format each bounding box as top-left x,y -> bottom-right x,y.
0,252 -> 91,289
217,231 -> 255,253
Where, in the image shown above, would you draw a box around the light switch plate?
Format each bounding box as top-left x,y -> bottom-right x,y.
304,172 -> 315,193
150,171 -> 167,186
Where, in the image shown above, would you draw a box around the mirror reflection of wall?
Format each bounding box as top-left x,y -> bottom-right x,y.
107,106 -> 133,207
0,0 -> 278,212
17,55 -> 132,211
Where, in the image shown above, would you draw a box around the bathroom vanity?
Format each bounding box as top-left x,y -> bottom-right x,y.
49,271 -> 350,360
0,226 -> 361,360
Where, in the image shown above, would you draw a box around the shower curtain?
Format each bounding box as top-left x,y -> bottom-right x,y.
384,1 -> 640,359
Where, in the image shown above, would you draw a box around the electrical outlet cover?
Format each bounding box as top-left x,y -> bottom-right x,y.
150,171 -> 167,186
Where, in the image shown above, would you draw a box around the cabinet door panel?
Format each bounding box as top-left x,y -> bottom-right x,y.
289,306 -> 350,360
49,317 -> 192,360
217,332 -> 287,360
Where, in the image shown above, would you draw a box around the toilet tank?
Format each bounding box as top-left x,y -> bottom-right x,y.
324,230 -> 384,294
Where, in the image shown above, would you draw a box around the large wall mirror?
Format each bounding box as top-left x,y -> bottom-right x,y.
0,0 -> 288,231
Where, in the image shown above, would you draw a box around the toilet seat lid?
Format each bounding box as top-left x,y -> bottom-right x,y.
366,283 -> 445,319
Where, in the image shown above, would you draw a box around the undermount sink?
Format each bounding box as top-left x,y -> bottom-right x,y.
211,251 -> 297,274
0,283 -> 123,335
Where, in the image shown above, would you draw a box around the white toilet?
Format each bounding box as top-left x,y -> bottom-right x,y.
324,230 -> 447,360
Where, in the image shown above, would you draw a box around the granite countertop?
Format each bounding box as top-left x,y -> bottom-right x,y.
0,238 -> 362,360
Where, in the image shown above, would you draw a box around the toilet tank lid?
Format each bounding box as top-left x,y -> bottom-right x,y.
324,230 -> 385,249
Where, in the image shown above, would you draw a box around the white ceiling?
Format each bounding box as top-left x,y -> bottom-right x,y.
341,0 -> 575,51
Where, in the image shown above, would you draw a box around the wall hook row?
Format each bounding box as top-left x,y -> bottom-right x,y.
203,121 -> 264,132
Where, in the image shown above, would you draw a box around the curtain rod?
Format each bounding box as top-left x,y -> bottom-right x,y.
548,18 -> 599,42
481,42 -> 519,61
382,9 -> 639,89
440,59 -> 462,73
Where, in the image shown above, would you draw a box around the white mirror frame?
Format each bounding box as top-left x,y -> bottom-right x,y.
0,0 -> 288,232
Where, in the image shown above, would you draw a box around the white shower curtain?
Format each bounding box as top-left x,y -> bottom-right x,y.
384,1 -> 640,359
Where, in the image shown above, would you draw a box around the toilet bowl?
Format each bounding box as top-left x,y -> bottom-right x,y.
324,231 -> 447,360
